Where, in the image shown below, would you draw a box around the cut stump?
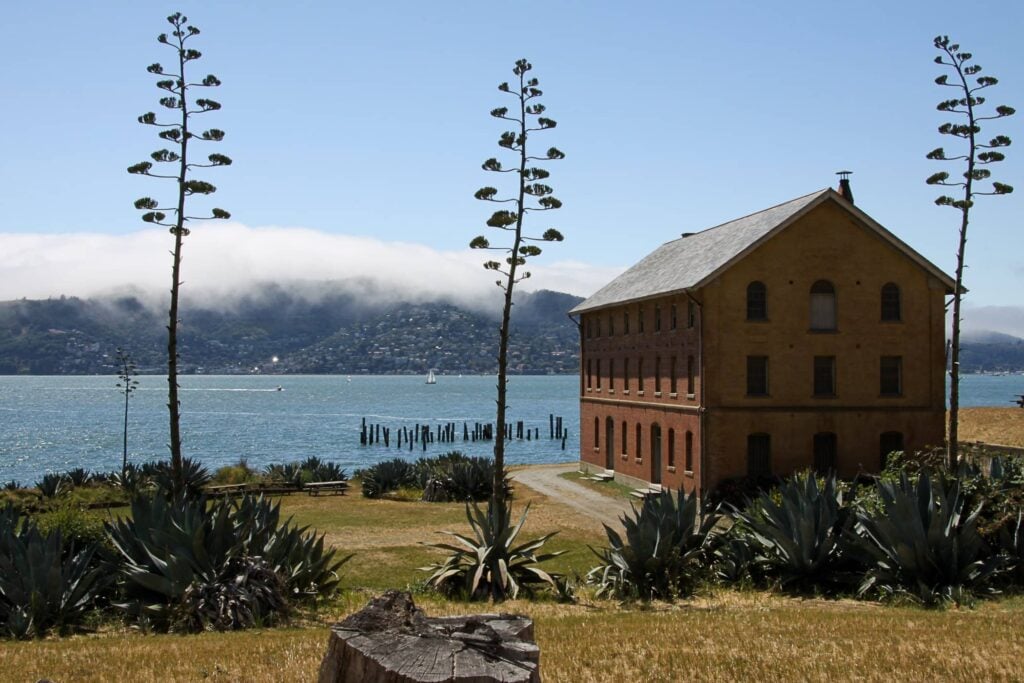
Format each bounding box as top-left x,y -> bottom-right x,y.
318,591 -> 540,682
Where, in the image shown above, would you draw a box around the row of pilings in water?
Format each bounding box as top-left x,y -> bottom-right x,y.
359,415 -> 569,451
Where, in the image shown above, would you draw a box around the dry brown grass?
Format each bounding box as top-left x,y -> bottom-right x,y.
3,594 -> 1022,682
958,407 -> 1024,448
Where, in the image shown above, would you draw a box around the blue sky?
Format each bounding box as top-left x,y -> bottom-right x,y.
0,1 -> 1020,317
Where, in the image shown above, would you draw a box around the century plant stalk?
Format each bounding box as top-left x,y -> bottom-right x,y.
926,36 -> 1013,469
470,59 -> 565,512
116,348 -> 139,475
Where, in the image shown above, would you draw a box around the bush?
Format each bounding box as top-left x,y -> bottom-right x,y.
587,488 -> 719,601
729,472 -> 851,594
105,493 -> 348,632
35,505 -> 109,557
0,504 -> 108,639
212,459 -> 261,486
361,459 -> 419,499
847,471 -> 1005,606
36,473 -> 67,499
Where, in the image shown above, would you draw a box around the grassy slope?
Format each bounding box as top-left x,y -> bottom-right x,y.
959,407 -> 1024,448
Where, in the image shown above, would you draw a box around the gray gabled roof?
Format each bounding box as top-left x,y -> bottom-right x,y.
569,188 -> 954,315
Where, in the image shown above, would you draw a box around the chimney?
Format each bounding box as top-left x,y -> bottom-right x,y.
835,170 -> 854,204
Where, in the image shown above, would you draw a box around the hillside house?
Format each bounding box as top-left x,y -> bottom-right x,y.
570,181 -> 954,495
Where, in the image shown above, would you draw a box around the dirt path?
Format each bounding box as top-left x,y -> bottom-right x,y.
511,463 -> 633,531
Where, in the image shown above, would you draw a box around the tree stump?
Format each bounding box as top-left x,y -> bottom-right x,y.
318,591 -> 540,682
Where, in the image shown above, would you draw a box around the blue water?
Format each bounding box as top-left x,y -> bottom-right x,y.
0,375 -> 580,484
0,373 -> 1021,485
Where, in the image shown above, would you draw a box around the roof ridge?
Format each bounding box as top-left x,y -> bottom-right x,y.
674,188 -> 830,241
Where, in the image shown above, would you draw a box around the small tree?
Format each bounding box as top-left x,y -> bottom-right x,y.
128,12 -> 231,487
927,36 -> 1014,469
470,59 -> 565,513
115,348 -> 140,475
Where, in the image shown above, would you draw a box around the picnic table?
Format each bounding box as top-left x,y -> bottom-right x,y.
303,480 -> 349,496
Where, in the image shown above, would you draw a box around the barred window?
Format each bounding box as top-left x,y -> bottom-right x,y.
747,281 -> 767,321
881,283 -> 901,322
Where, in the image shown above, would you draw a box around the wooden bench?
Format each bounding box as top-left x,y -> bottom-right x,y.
304,480 -> 349,496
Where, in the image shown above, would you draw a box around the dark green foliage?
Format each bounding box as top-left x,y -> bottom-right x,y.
847,471 -> 1004,606
587,489 -> 719,600
708,475 -> 780,510
3,481 -> 21,491
36,473 -> 66,499
0,505 -> 108,639
64,468 -> 93,487
262,459 -> 347,487
110,462 -> 149,495
361,459 -> 419,499
34,505 -> 109,558
997,511 -> 1024,587
730,473 -> 850,593
264,462 -> 304,488
151,457 -> 211,499
416,452 -> 508,502
423,499 -> 566,601
105,493 -> 347,632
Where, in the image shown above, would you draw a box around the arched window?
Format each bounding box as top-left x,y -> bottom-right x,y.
881,283 -> 901,322
746,281 -> 767,321
810,280 -> 837,330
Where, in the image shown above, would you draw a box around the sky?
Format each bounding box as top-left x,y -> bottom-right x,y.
0,1 -> 1021,328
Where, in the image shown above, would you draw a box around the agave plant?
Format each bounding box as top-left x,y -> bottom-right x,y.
730,472 -> 850,593
361,458 -> 419,499
110,462 -> 150,495
264,462 -> 305,489
998,511 -> 1024,587
847,471 -> 1005,606
587,488 -> 719,600
150,457 -> 211,500
35,472 -> 67,499
423,498 -> 565,601
308,461 -> 347,483
0,508 -> 108,639
2,481 -> 20,492
64,468 -> 93,487
105,492 -> 347,632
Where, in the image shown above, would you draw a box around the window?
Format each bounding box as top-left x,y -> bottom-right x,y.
746,356 -> 769,396
635,423 -> 643,459
747,434 -> 771,477
596,317 -> 601,337
685,431 -> 694,472
687,301 -> 696,328
608,314 -> 615,336
586,359 -> 592,389
813,356 -> 835,396
654,305 -> 662,332
668,428 -> 676,467
596,359 -> 602,389
813,432 -> 837,474
880,356 -> 902,396
594,417 -> 600,449
654,356 -> 662,393
624,311 -> 630,335
686,355 -> 695,395
670,356 -> 677,394
608,359 -> 615,392
623,358 -> 630,391
638,306 -> 645,333
621,421 -> 628,455
879,431 -> 903,469
670,304 -> 678,330
747,281 -> 767,321
586,318 -> 593,339
810,280 -> 837,330
881,283 -> 901,322
637,358 -> 644,393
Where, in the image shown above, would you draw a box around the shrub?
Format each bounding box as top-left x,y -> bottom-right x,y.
997,511 -> 1024,588
35,505 -> 109,558
0,504 -> 108,639
361,459 -> 419,499
212,459 -> 261,486
587,488 -> 719,600
847,471 -> 1005,606
729,472 -> 851,594
423,498 -> 566,601
105,493 -> 347,632
36,473 -> 67,499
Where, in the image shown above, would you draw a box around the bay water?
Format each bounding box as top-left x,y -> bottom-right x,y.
0,373 -> 1021,484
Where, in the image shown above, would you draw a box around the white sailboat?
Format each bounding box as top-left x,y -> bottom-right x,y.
425,369 -> 437,385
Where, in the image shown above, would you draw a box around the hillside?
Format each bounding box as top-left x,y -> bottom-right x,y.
960,330 -> 1024,373
0,287 -> 583,375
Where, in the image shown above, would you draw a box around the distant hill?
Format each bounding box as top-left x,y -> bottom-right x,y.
960,330 -> 1024,373
0,287 -> 583,375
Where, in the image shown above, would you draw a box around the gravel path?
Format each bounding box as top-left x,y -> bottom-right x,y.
511,463 -> 633,531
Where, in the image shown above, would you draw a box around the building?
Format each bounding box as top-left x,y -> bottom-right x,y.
570,182 -> 954,495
